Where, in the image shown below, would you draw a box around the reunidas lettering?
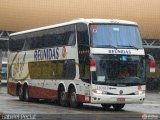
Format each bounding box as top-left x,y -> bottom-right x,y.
34,48 -> 59,60
108,49 -> 131,54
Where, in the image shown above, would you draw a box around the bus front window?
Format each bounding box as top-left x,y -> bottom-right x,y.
92,55 -> 146,86
90,24 -> 143,49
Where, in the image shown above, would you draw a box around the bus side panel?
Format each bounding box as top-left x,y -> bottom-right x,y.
7,82 -> 17,96
28,85 -> 58,100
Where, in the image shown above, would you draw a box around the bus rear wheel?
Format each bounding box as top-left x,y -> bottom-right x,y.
112,104 -> 125,111
59,87 -> 68,107
69,88 -> 82,108
24,86 -> 32,102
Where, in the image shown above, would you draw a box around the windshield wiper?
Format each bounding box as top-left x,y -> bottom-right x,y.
94,45 -> 117,49
117,45 -> 138,50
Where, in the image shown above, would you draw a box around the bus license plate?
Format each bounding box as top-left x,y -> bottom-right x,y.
117,98 -> 125,103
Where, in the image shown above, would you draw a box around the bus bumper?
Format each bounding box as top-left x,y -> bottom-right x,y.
91,94 -> 145,104
1,79 -> 7,84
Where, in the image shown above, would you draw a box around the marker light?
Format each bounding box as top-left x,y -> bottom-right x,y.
92,89 -> 107,94
90,56 -> 96,71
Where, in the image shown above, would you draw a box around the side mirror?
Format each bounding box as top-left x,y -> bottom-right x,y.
145,54 -> 156,73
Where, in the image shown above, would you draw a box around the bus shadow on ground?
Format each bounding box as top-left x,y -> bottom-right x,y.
22,99 -> 127,112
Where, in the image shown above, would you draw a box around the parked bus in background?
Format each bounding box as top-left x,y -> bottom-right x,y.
8,19 -> 155,110
0,58 -> 8,84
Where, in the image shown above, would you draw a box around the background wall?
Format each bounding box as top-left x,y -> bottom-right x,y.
0,0 -> 160,39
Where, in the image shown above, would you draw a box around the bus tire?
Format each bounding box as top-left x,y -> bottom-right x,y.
69,88 -> 80,108
101,104 -> 111,110
59,87 -> 68,107
24,86 -> 32,102
112,104 -> 125,111
18,87 -> 24,101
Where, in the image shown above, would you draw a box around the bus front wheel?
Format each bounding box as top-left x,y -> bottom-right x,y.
19,87 -> 24,101
69,88 -> 82,108
112,104 -> 125,111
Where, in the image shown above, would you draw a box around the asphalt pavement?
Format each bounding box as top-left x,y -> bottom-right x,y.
0,84 -> 159,120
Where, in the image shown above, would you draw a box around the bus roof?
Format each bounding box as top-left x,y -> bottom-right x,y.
10,18 -> 137,37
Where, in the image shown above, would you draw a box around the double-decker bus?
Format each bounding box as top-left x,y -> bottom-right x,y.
8,19 -> 155,110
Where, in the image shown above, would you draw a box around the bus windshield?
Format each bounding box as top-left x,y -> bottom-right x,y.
90,24 -> 143,49
92,55 -> 146,86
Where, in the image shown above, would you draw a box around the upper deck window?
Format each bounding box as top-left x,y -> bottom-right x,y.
90,24 -> 143,49
9,24 -> 76,51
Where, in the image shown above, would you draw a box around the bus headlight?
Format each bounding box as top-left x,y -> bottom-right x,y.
92,89 -> 107,94
135,90 -> 145,95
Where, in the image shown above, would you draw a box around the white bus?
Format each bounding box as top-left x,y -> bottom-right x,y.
8,19 -> 155,110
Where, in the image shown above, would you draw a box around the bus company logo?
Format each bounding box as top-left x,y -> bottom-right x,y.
119,90 -> 123,95
34,48 -> 59,61
108,49 -> 131,54
62,47 -> 67,58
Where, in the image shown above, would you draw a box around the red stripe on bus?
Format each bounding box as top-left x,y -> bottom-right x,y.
28,86 -> 91,103
7,82 -> 17,96
7,83 -> 91,103
28,86 -> 58,100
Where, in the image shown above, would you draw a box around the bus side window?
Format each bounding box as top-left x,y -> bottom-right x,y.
77,29 -> 89,45
62,25 -> 76,46
9,36 -> 25,52
77,23 -> 90,82
64,60 -> 76,79
68,32 -> 76,46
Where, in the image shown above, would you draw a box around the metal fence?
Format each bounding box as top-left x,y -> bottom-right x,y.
146,78 -> 160,92
145,48 -> 160,92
